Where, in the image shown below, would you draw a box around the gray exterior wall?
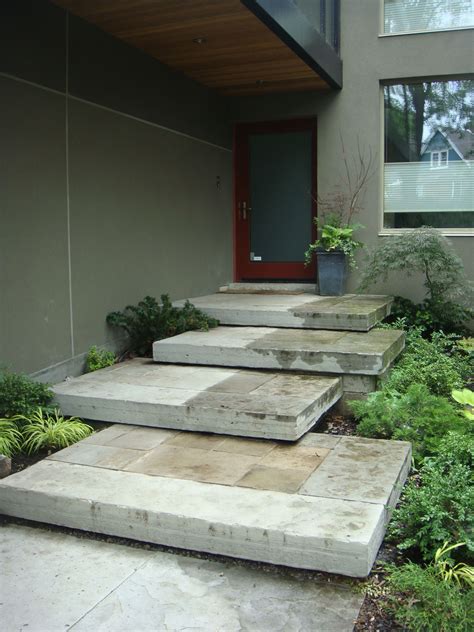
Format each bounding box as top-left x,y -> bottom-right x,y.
0,0 -> 233,376
231,0 -> 474,299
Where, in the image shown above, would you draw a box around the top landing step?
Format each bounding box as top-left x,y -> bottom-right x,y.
177,293 -> 393,332
219,283 -> 317,294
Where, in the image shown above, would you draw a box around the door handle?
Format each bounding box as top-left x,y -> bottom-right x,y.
241,201 -> 252,220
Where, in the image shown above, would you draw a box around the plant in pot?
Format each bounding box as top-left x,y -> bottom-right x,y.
304,215 -> 363,295
304,139 -> 374,296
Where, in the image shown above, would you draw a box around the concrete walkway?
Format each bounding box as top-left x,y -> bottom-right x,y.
0,523 -> 363,632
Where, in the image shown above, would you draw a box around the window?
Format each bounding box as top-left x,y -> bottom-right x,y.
383,78 -> 474,229
430,150 -> 449,168
384,0 -> 474,34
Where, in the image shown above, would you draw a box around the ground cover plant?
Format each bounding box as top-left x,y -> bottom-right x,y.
359,227 -> 474,335
86,345 -> 116,372
351,384 -> 467,464
388,432 -> 474,562
106,294 -> 219,357
0,370 -> 54,418
385,554 -> 474,632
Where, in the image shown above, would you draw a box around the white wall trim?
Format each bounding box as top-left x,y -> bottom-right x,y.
0,71 -> 232,153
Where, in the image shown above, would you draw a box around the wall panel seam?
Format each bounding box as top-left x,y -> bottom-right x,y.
0,71 -> 231,153
66,12 -> 75,358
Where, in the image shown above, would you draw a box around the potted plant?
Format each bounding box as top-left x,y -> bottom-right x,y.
305,138 -> 374,296
304,215 -> 363,295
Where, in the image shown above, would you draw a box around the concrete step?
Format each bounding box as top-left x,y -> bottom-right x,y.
53,359 -> 342,441
219,282 -> 317,294
153,326 -> 405,378
0,426 -> 411,577
178,293 -> 392,331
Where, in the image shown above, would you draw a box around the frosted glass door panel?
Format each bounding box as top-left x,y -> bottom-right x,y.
249,131 -> 312,263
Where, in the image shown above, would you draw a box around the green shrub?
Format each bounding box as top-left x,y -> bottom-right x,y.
384,330 -> 472,398
86,346 -> 116,373
106,294 -> 219,357
15,408 -> 94,455
359,227 -> 473,335
386,561 -> 474,632
0,419 -> 23,457
389,433 -> 474,562
352,384 -> 467,463
0,371 -> 54,418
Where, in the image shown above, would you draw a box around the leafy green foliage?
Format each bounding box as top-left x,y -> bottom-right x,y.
385,329 -> 472,398
359,227 -> 474,335
86,346 -> 116,373
386,560 -> 474,632
304,216 -> 364,268
452,389 -> 474,421
0,371 -> 54,418
106,295 -> 219,357
389,433 -> 474,562
352,384 -> 467,463
388,295 -> 472,336
434,542 -> 474,589
15,408 -> 93,455
0,419 -> 23,457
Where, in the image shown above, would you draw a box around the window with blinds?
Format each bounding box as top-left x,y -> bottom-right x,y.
383,79 -> 474,229
384,0 -> 474,34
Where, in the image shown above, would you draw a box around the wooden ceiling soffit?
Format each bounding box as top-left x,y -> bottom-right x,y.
53,0 -> 342,95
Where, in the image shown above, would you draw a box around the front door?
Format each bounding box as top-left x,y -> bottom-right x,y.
234,119 -> 317,281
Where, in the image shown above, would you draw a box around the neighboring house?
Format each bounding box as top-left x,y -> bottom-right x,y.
421,128 -> 474,167
1,0 -> 473,377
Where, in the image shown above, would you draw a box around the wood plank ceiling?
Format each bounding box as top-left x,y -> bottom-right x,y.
53,0 -> 329,96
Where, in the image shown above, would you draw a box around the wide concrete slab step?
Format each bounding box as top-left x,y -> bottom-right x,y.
154,326 -> 405,376
177,293 -> 392,331
219,282 -> 317,294
53,359 -> 342,441
0,426 -> 411,577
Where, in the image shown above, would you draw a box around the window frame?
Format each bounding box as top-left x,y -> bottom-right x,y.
378,81 -> 474,237
379,0 -> 474,37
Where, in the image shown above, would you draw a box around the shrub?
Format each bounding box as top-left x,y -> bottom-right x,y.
359,227 -> 473,335
352,384 -> 467,463
106,294 -> 219,357
0,371 -> 54,418
86,346 -> 116,373
15,408 -> 93,455
389,433 -> 474,562
386,560 -> 474,632
0,419 -> 23,457
384,330 -> 472,398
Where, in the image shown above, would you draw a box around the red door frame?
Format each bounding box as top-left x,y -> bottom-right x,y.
233,118 -> 317,282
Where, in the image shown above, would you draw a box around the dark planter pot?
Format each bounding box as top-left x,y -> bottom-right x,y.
316,249 -> 347,296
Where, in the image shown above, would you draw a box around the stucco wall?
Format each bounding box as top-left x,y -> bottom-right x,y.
0,0 -> 233,376
231,0 -> 473,299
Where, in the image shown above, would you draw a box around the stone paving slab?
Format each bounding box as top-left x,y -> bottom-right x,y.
0,426 -> 411,577
176,293 -> 392,331
154,326 -> 405,375
1,524 -> 363,632
53,359 -> 342,441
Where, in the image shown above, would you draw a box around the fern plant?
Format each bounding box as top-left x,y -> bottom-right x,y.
0,419 -> 23,457
14,408 -> 93,455
106,294 -> 219,356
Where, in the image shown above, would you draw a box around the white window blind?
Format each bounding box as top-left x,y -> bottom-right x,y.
384,0 -> 474,34
384,161 -> 474,213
